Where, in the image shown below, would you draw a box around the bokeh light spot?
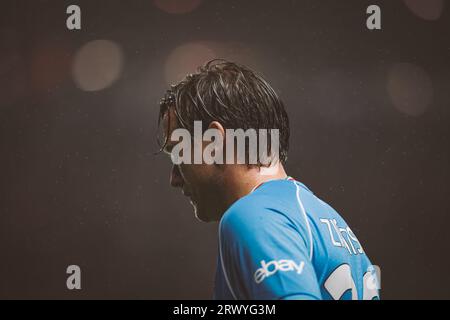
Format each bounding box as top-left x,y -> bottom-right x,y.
72,40 -> 124,92
31,42 -> 71,92
403,0 -> 445,21
164,42 -> 216,85
387,63 -> 433,116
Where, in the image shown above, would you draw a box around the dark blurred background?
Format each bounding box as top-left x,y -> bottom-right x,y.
0,0 -> 449,299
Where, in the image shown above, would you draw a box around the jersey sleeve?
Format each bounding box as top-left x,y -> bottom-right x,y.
218,197 -> 322,300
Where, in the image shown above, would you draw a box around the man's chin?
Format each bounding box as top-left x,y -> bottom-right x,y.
194,210 -> 212,223
193,205 -> 217,223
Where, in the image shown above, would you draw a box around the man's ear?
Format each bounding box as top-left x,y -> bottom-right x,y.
203,121 -> 226,165
208,121 -> 225,137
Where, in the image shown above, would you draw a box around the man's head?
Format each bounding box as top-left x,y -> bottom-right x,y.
157,59 -> 290,222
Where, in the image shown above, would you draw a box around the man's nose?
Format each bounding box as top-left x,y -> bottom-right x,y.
170,165 -> 184,188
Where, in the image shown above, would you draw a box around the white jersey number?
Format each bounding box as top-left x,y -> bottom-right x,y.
324,264 -> 379,300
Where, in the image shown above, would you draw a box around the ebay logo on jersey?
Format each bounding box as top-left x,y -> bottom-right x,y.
254,259 -> 305,284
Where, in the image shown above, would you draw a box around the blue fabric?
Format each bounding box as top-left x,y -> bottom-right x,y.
214,178 -> 380,300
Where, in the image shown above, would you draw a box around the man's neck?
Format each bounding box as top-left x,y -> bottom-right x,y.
218,164 -> 288,216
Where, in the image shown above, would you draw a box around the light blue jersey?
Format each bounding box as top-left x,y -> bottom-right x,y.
214,178 -> 380,300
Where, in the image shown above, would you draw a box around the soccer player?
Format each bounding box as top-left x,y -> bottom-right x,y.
157,60 -> 380,300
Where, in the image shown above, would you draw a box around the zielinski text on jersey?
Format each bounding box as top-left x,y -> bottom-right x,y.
319,218 -> 364,255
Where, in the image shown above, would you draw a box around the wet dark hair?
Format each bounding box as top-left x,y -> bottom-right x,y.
157,59 -> 290,164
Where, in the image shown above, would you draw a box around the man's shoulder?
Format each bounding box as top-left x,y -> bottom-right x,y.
220,193 -> 271,230
220,179 -> 299,233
